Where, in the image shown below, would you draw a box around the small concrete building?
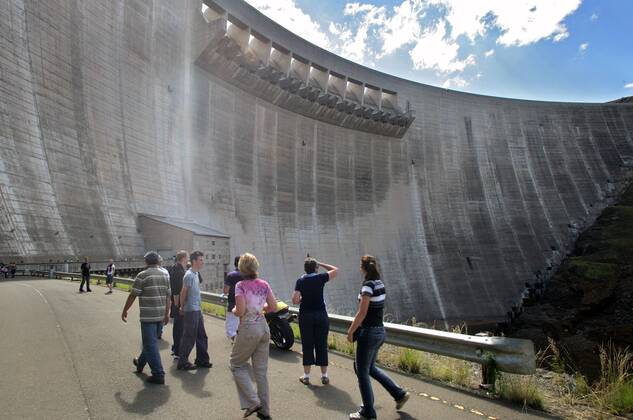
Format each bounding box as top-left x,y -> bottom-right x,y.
138,214 -> 230,292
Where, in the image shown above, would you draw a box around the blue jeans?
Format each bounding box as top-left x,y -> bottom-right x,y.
137,321 -> 164,377
355,327 -> 405,418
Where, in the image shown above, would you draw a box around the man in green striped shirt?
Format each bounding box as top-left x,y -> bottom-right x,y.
121,251 -> 171,384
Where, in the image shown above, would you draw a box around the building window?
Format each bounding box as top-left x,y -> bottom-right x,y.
212,241 -> 215,246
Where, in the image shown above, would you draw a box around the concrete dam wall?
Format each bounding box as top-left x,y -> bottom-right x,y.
1,0 -> 633,324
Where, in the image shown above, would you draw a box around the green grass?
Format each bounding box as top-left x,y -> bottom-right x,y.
604,381 -> 633,414
590,343 -> 633,415
290,323 -> 301,340
114,283 -> 131,292
497,374 -> 545,410
327,333 -> 355,355
397,348 -> 422,374
201,301 -> 227,318
566,258 -> 618,281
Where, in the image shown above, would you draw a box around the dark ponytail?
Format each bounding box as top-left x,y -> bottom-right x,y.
361,255 -> 380,281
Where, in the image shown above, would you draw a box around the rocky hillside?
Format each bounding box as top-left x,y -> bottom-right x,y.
511,185 -> 633,380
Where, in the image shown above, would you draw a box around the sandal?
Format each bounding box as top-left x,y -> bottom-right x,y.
243,405 -> 262,418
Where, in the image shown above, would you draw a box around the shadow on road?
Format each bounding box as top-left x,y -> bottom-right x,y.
157,338 -> 170,350
307,383 -> 357,414
169,363 -> 213,398
114,376 -> 171,414
268,346 -> 301,363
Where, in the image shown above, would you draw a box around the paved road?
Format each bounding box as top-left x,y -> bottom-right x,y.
0,278 -> 553,420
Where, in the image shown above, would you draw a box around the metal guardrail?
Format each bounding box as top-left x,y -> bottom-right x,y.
44,270 -> 535,375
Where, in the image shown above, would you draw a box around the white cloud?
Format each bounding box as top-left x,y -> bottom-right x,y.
590,12 -> 598,22
425,0 -> 581,46
579,42 -> 589,53
553,31 -> 569,42
243,0 -> 331,49
442,76 -> 468,88
377,0 -> 426,57
337,3 -> 387,64
624,82 -> 633,89
409,20 -> 476,73
245,0 -> 584,78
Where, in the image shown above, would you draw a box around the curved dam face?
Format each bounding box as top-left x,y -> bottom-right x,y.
1,0 -> 633,324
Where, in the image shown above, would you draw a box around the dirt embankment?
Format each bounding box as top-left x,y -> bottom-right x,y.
511,185 -> 633,379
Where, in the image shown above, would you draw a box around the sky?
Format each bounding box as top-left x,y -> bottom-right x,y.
241,0 -> 633,103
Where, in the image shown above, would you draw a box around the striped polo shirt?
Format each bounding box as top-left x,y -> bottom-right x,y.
131,266 -> 171,322
358,279 -> 386,327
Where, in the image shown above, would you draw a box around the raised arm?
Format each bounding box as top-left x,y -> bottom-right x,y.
317,261 -> 338,280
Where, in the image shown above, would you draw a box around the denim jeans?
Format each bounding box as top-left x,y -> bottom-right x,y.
137,321 -> 165,377
355,326 -> 405,418
299,310 -> 329,366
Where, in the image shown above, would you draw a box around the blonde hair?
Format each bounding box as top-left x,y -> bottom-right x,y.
176,250 -> 188,263
238,253 -> 259,279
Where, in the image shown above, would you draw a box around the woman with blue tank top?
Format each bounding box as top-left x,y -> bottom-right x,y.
292,257 -> 338,385
346,255 -> 410,419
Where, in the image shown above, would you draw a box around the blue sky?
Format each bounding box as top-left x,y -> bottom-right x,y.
242,0 -> 633,103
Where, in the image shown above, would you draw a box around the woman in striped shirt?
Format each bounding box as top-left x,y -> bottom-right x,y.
346,255 -> 410,419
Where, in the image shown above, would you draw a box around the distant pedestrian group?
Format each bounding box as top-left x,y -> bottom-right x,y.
0,262 -> 16,278
117,250 -> 409,419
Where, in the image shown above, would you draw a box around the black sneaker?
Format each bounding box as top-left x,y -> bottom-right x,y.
195,361 -> 213,368
87,289 -> 92,292
256,410 -> 272,420
146,375 -> 165,385
79,289 -> 84,293
133,358 -> 143,373
395,392 -> 410,410
177,362 -> 196,370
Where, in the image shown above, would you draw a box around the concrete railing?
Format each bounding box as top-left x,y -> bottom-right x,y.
45,271 -> 535,376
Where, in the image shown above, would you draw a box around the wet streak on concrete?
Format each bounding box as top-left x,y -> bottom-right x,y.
1,0 -> 633,324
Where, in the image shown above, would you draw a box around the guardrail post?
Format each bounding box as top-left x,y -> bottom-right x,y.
477,332 -> 498,392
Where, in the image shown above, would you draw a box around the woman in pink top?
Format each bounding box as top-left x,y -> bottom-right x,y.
230,253 -> 278,419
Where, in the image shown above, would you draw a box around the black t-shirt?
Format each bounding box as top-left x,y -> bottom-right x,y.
224,270 -> 242,311
168,264 -> 185,316
359,279 -> 385,327
294,272 -> 329,313
168,264 -> 185,296
81,263 -> 90,275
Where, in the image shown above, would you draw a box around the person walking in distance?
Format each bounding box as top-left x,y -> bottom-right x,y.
293,257 -> 338,385
224,256 -> 242,341
79,257 -> 92,293
105,259 -> 115,294
347,255 -> 410,419
177,251 -> 212,370
121,251 -> 171,385
168,250 -> 188,358
229,253 -> 278,419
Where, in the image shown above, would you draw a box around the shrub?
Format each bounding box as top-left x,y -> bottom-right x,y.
497,374 -> 545,410
590,342 -> 633,415
397,349 -> 422,374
